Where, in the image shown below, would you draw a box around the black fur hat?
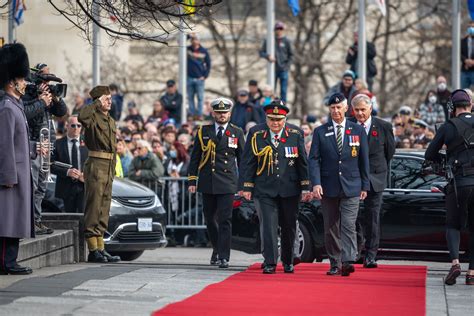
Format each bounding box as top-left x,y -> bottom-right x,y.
0,43 -> 30,87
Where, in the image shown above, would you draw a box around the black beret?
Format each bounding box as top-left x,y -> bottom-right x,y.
0,43 -> 30,87
327,93 -> 346,106
166,79 -> 176,87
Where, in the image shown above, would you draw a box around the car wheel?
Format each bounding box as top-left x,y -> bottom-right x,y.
298,223 -> 315,263
110,251 -> 144,261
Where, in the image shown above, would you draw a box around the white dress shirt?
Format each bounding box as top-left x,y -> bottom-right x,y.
215,122 -> 229,136
67,136 -> 81,170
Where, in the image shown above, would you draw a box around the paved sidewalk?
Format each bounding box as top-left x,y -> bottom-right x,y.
0,248 -> 472,315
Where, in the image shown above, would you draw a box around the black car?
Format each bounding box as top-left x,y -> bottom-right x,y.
42,175 -> 168,261
231,150 -> 469,262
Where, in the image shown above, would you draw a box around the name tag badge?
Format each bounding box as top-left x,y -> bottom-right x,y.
228,137 -> 238,148
325,132 -> 334,137
285,146 -> 298,158
203,136 -> 210,140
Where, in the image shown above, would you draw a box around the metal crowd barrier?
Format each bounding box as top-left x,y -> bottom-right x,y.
139,177 -> 206,229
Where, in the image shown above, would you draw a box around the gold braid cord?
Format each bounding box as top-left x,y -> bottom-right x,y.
198,126 -> 216,170
251,132 -> 273,176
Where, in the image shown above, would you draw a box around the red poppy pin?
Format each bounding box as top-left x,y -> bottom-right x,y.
372,130 -> 378,137
281,138 -> 287,143
246,107 -> 252,113
225,130 -> 231,136
345,129 -> 351,135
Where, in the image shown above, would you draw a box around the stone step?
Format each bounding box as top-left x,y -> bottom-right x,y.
18,230 -> 75,270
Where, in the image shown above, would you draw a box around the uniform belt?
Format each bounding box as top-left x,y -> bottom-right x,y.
88,150 -> 114,160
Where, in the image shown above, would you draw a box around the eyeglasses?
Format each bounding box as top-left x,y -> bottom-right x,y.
70,124 -> 82,128
136,147 -> 144,150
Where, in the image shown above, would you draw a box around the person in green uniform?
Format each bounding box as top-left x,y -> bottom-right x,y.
78,85 -> 120,263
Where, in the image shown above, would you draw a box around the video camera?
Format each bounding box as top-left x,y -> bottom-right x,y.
26,72 -> 68,99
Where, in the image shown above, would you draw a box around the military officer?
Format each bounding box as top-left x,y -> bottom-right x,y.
188,98 -> 245,268
242,99 -> 311,274
78,85 -> 120,263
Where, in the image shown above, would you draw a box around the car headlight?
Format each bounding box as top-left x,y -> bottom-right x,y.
154,195 -> 165,214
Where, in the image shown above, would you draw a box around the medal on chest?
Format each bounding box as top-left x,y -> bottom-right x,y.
285,146 -> 298,158
348,135 -> 360,157
228,136 -> 238,148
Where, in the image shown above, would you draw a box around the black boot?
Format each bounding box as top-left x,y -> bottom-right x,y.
88,250 -> 108,263
100,250 -> 121,263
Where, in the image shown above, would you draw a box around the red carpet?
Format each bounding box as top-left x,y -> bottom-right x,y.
153,263 -> 426,316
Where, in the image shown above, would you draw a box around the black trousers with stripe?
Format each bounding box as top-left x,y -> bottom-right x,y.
0,237 -> 20,272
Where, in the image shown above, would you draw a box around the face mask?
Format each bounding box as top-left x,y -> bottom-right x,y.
437,83 -> 447,91
468,27 -> 474,36
169,150 -> 177,159
428,96 -> 437,104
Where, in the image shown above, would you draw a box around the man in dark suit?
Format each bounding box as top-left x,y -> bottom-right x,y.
309,93 -> 369,277
242,100 -> 311,274
188,98 -> 245,268
51,115 -> 88,213
351,94 -> 395,268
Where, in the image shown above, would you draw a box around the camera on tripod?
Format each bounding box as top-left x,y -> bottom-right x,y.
26,72 -> 68,99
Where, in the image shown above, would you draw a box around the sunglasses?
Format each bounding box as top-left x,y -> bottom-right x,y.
70,124 -> 82,128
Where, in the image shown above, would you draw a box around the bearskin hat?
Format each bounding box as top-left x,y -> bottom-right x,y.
0,43 -> 30,87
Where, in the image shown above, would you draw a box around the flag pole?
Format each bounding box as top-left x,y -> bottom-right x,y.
358,0 -> 367,84
452,0 -> 461,89
266,0 -> 275,87
178,8 -> 187,125
92,0 -> 101,87
8,1 -> 15,43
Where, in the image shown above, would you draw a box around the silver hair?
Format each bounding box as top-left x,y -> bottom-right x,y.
136,139 -> 152,152
351,94 -> 372,108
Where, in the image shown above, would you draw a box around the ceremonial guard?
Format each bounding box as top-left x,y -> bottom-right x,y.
78,86 -> 121,263
188,98 -> 245,268
242,100 -> 311,274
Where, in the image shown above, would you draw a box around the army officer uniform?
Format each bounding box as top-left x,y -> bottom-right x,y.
242,100 -> 310,273
78,85 -> 120,263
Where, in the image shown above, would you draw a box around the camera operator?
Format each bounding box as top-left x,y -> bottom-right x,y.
23,63 -> 67,235
425,89 -> 474,286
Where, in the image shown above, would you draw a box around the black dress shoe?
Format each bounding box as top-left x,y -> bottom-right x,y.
466,274 -> 474,285
210,250 -> 219,265
0,264 -> 33,275
260,262 -> 266,269
293,257 -> 301,266
363,258 -> 378,268
100,250 -> 121,263
88,250 -> 108,263
263,265 -> 276,274
445,264 -> 461,285
341,263 -> 355,276
283,263 -> 294,273
326,266 -> 341,275
219,259 -> 229,269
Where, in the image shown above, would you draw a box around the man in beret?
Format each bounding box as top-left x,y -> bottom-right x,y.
188,98 -> 245,268
160,79 -> 183,124
426,89 -> 474,286
309,92 -> 369,277
242,99 -> 311,274
0,43 -> 34,275
78,85 -> 121,263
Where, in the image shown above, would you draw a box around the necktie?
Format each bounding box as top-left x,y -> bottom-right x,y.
217,126 -> 224,141
273,134 -> 279,147
71,139 -> 79,170
361,123 -> 368,135
336,125 -> 343,154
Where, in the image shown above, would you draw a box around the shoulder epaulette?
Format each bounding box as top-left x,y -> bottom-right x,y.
229,123 -> 239,129
287,128 -> 301,135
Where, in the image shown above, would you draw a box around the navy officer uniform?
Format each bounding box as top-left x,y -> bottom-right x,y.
309,93 -> 369,276
188,98 -> 245,268
425,89 -> 474,286
242,100 -> 310,274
